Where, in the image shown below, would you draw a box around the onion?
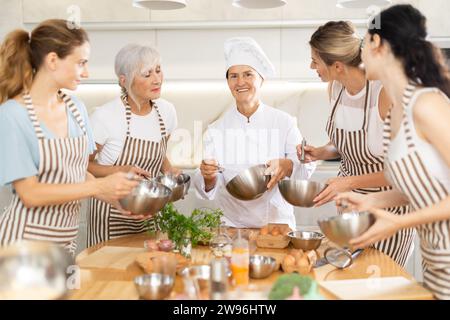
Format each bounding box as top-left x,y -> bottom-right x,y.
158,239 -> 174,252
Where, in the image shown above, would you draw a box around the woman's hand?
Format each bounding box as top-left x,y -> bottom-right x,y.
349,208 -> 404,249
96,171 -> 140,202
119,165 -> 151,179
165,166 -> 183,177
313,176 -> 353,207
200,159 -> 220,191
265,159 -> 293,190
296,144 -> 322,163
334,191 -> 378,212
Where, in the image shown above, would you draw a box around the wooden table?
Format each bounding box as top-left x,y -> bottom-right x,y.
68,232 -> 433,300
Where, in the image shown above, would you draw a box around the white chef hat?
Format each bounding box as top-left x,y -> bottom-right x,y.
224,37 -> 276,79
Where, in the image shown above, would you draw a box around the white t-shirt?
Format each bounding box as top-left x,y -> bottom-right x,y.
90,97 -> 177,165
331,80 -> 385,156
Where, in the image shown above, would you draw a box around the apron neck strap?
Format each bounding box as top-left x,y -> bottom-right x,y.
23,90 -> 86,139
401,82 -> 418,151
121,93 -> 167,137
329,80 -> 370,131
361,81 -> 371,131
329,85 -> 344,124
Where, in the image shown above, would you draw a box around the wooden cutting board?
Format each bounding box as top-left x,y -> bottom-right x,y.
319,276 -> 433,300
68,281 -> 138,300
77,246 -> 145,271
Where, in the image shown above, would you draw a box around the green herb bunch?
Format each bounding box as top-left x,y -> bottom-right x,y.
150,203 -> 223,249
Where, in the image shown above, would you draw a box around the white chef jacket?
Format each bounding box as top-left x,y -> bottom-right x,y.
193,103 -> 316,229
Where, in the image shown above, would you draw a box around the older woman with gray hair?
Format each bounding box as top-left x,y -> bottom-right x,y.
86,44 -> 179,247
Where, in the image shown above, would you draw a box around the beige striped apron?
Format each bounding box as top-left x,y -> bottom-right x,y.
383,83 -> 450,299
87,94 -> 168,247
0,92 -> 88,256
327,81 -> 415,267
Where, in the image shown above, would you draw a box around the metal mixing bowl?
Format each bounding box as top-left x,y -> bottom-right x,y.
119,180 -> 172,215
226,164 -> 270,201
0,241 -> 72,300
318,212 -> 376,248
155,173 -> 191,203
249,255 -> 276,279
288,231 -> 324,250
278,180 -> 325,207
134,273 -> 174,300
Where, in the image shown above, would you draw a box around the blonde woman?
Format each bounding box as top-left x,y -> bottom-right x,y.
0,20 -> 137,255
297,21 -> 415,267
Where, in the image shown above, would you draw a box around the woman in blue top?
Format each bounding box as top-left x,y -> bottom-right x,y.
0,19 -> 140,255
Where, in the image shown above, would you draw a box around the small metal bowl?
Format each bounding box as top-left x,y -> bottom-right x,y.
226,164 -> 270,201
155,174 -> 190,203
288,231 -> 324,250
119,180 -> 172,215
249,255 -> 276,279
318,212 -> 376,248
134,273 -> 174,300
0,241 -> 72,300
278,180 -> 325,207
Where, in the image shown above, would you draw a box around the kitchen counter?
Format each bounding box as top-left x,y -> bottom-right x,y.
69,232 -> 433,300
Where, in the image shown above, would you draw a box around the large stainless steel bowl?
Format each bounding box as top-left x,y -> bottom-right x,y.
134,273 -> 174,300
318,212 -> 376,248
155,174 -> 190,203
278,180 -> 325,207
0,241 -> 72,300
249,255 -> 277,279
225,164 -> 270,201
119,180 -> 172,215
288,230 -> 324,250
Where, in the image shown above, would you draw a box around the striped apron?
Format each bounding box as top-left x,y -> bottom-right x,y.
383,83 -> 450,299
327,81 -> 415,267
0,92 -> 88,256
87,94 -> 168,247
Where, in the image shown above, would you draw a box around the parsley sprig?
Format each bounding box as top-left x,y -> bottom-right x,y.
150,203 -> 223,249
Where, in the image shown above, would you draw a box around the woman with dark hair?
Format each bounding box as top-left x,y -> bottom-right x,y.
0,19 -> 139,255
300,21 -> 415,267
336,4 -> 450,299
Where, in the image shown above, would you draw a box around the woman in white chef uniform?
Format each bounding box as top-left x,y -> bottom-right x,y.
87,44 -> 179,247
336,4 -> 450,299
0,20 -> 137,255
193,37 -> 315,230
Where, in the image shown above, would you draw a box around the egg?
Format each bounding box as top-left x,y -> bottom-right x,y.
305,250 -> 318,266
282,254 -> 296,272
292,249 -> 304,262
260,226 -> 269,235
296,255 -> 311,274
270,227 -> 280,236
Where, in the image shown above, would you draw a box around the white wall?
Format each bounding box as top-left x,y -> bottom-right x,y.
2,0 -> 449,82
